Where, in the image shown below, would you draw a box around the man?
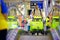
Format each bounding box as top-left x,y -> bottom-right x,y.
0,0 -> 8,40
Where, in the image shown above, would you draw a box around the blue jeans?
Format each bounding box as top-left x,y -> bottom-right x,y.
28,26 -> 30,31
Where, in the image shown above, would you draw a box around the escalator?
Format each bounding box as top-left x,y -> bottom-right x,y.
7,1 -> 60,40
19,35 -> 52,40
7,29 -> 60,40
15,30 -> 53,40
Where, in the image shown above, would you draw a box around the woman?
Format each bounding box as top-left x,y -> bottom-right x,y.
34,5 -> 40,16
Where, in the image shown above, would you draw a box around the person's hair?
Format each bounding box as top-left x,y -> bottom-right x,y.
35,5 -> 38,9
47,16 -> 49,18
35,5 -> 37,6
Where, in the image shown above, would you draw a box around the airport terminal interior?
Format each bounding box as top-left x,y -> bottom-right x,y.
1,0 -> 60,40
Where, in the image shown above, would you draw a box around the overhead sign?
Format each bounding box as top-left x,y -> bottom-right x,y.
37,1 -> 43,9
30,1 -> 43,9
